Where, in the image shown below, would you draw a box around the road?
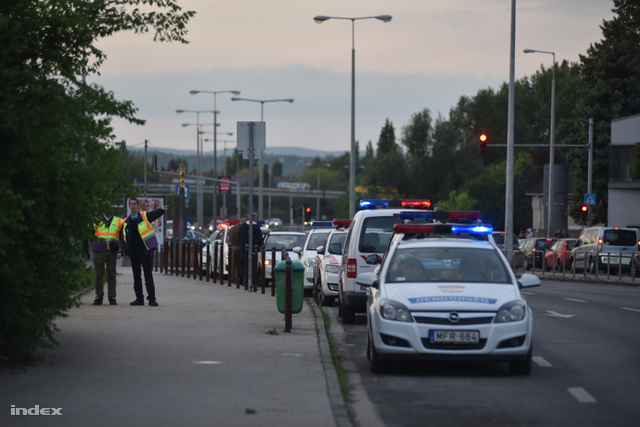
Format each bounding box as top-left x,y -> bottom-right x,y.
330,278 -> 640,426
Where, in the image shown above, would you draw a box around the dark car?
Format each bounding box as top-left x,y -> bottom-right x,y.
513,237 -> 557,269
544,238 -> 577,271
492,231 -> 519,254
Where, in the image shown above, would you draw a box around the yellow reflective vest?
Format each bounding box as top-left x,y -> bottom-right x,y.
123,211 -> 159,251
93,217 -> 124,253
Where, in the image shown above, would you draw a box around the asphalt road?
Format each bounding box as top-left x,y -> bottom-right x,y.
331,278 -> 640,427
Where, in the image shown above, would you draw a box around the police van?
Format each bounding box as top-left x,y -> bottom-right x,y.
338,200 -> 493,324
338,199 -> 431,324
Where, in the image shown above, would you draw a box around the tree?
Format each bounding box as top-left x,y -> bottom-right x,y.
0,0 -> 195,364
566,0 -> 640,225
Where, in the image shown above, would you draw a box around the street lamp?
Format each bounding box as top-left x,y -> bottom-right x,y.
176,109 -> 216,230
190,90 -> 240,226
314,14 -> 392,218
231,97 -> 294,220
524,48 -> 556,237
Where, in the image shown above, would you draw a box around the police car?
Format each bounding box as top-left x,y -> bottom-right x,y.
357,222 -> 540,375
312,219 -> 351,306
259,231 -> 307,285
294,224 -> 333,296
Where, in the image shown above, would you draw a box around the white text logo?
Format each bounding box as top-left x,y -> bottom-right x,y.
11,405 -> 63,416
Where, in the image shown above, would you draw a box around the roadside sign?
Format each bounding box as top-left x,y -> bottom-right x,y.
584,193 -> 596,206
237,121 -> 266,159
175,185 -> 190,199
219,177 -> 231,194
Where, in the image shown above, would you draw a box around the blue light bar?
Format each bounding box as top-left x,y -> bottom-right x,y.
359,199 -> 390,208
451,224 -> 493,234
311,221 -> 333,227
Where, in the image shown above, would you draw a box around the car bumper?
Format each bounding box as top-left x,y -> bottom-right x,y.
369,310 -> 532,360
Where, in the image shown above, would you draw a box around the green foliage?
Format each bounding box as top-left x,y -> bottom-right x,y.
437,191 -> 478,211
0,0 -> 195,364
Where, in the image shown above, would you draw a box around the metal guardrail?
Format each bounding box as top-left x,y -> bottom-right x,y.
504,248 -> 639,284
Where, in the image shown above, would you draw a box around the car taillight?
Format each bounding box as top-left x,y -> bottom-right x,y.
597,238 -> 603,252
347,258 -> 357,278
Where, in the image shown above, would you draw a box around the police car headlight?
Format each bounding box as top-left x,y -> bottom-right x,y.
325,265 -> 339,274
495,300 -> 526,323
379,300 -> 413,322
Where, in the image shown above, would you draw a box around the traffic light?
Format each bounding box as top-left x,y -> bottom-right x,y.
179,164 -> 185,187
479,133 -> 488,154
580,205 -> 589,225
304,205 -> 312,222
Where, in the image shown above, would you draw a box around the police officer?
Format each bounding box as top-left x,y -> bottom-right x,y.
92,208 -> 124,305
123,198 -> 168,306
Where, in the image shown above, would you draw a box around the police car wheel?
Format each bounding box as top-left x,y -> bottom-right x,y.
509,347 -> 532,375
342,304 -> 356,324
368,329 -> 391,374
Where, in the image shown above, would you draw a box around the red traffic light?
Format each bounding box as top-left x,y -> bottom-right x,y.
479,134 -> 488,142
581,205 -> 588,212
305,206 -> 312,213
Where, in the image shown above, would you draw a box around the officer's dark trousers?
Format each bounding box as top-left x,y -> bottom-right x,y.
129,247 -> 156,301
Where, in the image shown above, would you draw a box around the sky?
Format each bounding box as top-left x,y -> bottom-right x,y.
93,0 -> 615,156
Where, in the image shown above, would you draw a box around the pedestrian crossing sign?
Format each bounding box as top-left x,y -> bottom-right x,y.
584,193 -> 596,205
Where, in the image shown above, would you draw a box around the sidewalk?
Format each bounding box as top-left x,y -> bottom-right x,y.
0,262 -> 351,427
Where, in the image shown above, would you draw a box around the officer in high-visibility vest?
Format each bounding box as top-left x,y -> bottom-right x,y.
92,211 -> 124,305
123,197 -> 168,306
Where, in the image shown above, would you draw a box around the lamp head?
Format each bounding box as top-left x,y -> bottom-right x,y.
189,90 -> 199,95
523,49 -> 536,53
376,15 -> 392,23
231,97 -> 241,101
314,15 -> 330,23
231,91 -> 241,95
176,109 -> 185,113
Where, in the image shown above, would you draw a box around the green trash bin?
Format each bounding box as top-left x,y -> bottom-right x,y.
275,259 -> 305,314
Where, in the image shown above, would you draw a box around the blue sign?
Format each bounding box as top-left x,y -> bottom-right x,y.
175,185 -> 190,199
584,193 -> 596,206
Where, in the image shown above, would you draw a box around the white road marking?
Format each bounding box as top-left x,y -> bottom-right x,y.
544,310 -> 576,318
565,298 -> 587,303
532,356 -> 553,367
568,387 -> 597,403
621,307 -> 640,313
191,361 -> 223,365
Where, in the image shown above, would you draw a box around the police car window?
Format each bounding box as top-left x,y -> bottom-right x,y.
328,233 -> 347,254
386,247 -> 510,284
307,232 -> 329,249
359,216 -> 402,253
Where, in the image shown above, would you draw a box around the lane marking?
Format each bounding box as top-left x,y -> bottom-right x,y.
544,310 -> 576,318
621,307 -> 640,313
567,387 -> 597,403
532,356 -> 553,367
565,298 -> 587,303
191,361 -> 223,365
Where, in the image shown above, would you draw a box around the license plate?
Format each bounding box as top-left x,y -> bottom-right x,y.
602,256 -> 630,265
429,330 -> 479,344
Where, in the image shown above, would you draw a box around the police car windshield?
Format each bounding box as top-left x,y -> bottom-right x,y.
386,247 -> 510,284
265,234 -> 307,250
358,216 -> 402,253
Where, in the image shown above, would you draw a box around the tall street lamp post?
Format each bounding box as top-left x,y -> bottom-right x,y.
176,109 -> 216,230
314,14 -> 392,218
524,48 -> 556,237
231,97 -> 294,220
203,132 -> 234,220
189,90 -> 240,228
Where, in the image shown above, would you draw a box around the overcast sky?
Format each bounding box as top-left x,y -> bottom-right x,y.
92,0 -> 615,155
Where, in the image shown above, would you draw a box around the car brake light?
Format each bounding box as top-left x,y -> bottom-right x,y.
597,238 -> 603,252
347,258 -> 357,278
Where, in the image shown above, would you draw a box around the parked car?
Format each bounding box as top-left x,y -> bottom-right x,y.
570,226 -> 639,273
492,231 -> 520,253
544,238 -> 577,271
184,230 -> 208,245
513,237 -> 557,269
295,227 -> 332,296
313,226 -> 349,306
258,232 -> 308,285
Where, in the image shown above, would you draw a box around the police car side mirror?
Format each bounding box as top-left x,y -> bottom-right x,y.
355,272 -> 376,288
292,246 -> 302,254
316,246 -> 325,255
518,273 -> 541,289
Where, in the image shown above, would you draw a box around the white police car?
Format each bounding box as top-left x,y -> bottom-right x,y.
313,220 -> 351,306
357,223 -> 540,375
294,224 -> 332,296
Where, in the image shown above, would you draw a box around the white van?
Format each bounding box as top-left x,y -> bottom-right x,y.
339,208 -> 407,323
